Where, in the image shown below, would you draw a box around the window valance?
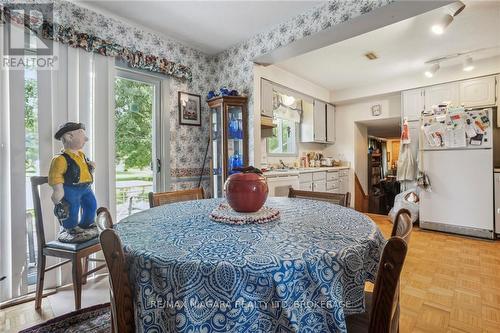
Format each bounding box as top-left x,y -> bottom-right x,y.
0,6 -> 192,81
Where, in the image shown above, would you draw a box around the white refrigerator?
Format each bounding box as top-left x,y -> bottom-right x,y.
420,108 -> 494,239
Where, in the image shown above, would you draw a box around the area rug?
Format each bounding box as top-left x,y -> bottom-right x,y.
19,303 -> 111,333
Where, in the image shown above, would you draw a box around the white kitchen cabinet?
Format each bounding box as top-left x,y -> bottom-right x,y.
300,182 -> 313,191
424,83 -> 459,111
313,180 -> 327,192
338,175 -> 349,194
312,171 -> 326,181
301,99 -> 329,143
326,104 -> 335,143
402,89 -> 425,121
460,76 -> 496,108
260,79 -> 274,118
313,100 -> 326,142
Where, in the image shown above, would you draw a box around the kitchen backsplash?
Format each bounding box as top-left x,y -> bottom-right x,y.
260,138 -> 336,167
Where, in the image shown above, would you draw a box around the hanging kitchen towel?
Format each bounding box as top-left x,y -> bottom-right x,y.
397,144 -> 417,181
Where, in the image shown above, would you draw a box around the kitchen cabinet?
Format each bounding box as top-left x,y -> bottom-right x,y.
326,169 -> 349,195
301,99 -> 333,143
459,76 -> 496,107
261,79 -> 274,118
313,180 -> 327,192
313,100 -> 327,142
299,182 -> 313,191
402,88 -> 425,121
326,104 -> 335,143
424,83 -> 459,111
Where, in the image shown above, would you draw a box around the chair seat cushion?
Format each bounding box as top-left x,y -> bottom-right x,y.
45,237 -> 99,252
346,291 -> 372,333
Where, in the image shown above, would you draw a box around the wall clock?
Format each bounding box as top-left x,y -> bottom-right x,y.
371,104 -> 381,116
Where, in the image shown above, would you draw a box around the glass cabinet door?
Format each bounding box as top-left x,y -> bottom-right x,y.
226,105 -> 245,176
211,105 -> 223,198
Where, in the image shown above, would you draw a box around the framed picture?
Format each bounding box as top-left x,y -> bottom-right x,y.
178,91 -> 201,126
371,104 -> 381,116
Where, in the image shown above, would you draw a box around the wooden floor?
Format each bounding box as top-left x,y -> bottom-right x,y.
1,215 -> 499,332
370,214 -> 500,333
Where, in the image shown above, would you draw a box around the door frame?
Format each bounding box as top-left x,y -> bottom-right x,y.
114,68 -> 168,192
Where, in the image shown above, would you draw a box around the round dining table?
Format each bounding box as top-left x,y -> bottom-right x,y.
115,197 -> 386,333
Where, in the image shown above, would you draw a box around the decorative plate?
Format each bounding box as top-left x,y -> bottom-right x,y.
209,203 -> 280,225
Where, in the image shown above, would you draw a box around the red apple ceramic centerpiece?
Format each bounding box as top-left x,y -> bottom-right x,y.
224,166 -> 268,213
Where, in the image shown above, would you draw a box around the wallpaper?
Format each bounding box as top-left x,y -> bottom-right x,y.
48,0 -> 213,192
19,0 -> 391,195
209,0 -> 392,164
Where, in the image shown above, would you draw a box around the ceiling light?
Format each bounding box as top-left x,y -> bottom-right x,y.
424,63 -> 440,78
431,1 -> 465,35
282,95 -> 295,107
431,14 -> 453,35
463,56 -> 474,71
448,1 -> 466,16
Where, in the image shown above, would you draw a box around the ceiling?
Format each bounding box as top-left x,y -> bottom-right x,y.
276,1 -> 500,92
360,117 -> 401,139
78,1 -> 322,55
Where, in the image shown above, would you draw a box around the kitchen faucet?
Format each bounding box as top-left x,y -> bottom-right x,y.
279,160 -> 287,169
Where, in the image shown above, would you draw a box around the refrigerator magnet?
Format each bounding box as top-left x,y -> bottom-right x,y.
470,134 -> 483,146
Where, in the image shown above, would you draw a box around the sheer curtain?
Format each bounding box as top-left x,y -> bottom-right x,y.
0,42 -> 116,300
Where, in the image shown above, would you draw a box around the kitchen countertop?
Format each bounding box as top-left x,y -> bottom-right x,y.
263,166 -> 349,177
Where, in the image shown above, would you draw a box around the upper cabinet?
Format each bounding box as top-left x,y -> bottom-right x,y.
424,83 -> 459,112
301,99 -> 334,143
402,76 -> 498,122
313,100 -> 326,142
261,79 -> 274,118
326,104 -> 335,143
402,89 -> 425,121
459,76 -> 496,108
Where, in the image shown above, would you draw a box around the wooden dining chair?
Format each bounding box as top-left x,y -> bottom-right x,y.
148,187 -> 205,208
346,209 -> 413,333
100,228 -> 135,333
288,188 -> 351,207
31,176 -> 107,310
391,208 -> 413,242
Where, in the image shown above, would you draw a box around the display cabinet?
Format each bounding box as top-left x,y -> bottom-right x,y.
208,96 -> 248,198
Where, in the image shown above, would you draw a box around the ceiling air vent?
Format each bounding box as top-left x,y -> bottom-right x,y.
364,52 -> 378,60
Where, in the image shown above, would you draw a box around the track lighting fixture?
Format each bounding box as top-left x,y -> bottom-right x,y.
463,56 -> 474,71
424,63 -> 440,78
431,1 -> 465,35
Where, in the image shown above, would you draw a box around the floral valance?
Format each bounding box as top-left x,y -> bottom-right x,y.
0,6 -> 192,81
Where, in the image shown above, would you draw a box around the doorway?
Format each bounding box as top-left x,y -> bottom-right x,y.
357,117 -> 402,214
114,69 -> 162,221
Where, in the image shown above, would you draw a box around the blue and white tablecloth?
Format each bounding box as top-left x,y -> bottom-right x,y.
115,197 -> 386,333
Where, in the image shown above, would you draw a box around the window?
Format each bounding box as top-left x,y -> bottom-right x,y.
267,119 -> 297,155
266,90 -> 302,156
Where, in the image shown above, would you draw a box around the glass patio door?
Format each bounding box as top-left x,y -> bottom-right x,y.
114,69 -> 162,221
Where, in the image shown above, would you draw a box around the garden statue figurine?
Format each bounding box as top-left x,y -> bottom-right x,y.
49,122 -> 98,243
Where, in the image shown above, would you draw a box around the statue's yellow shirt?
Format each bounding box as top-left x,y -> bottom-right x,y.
48,149 -> 92,186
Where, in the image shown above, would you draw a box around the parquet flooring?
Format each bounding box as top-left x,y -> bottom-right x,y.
1,214 -> 499,332
368,214 -> 500,333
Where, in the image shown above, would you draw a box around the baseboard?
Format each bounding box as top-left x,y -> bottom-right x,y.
420,220 -> 494,240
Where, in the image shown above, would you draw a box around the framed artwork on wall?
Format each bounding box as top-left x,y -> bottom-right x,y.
178,91 -> 201,126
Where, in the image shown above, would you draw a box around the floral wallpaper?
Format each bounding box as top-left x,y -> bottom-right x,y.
7,0 -> 391,195
36,0 -> 214,193
209,0 -> 392,164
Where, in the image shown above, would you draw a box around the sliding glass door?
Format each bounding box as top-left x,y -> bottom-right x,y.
114,69 -> 163,221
